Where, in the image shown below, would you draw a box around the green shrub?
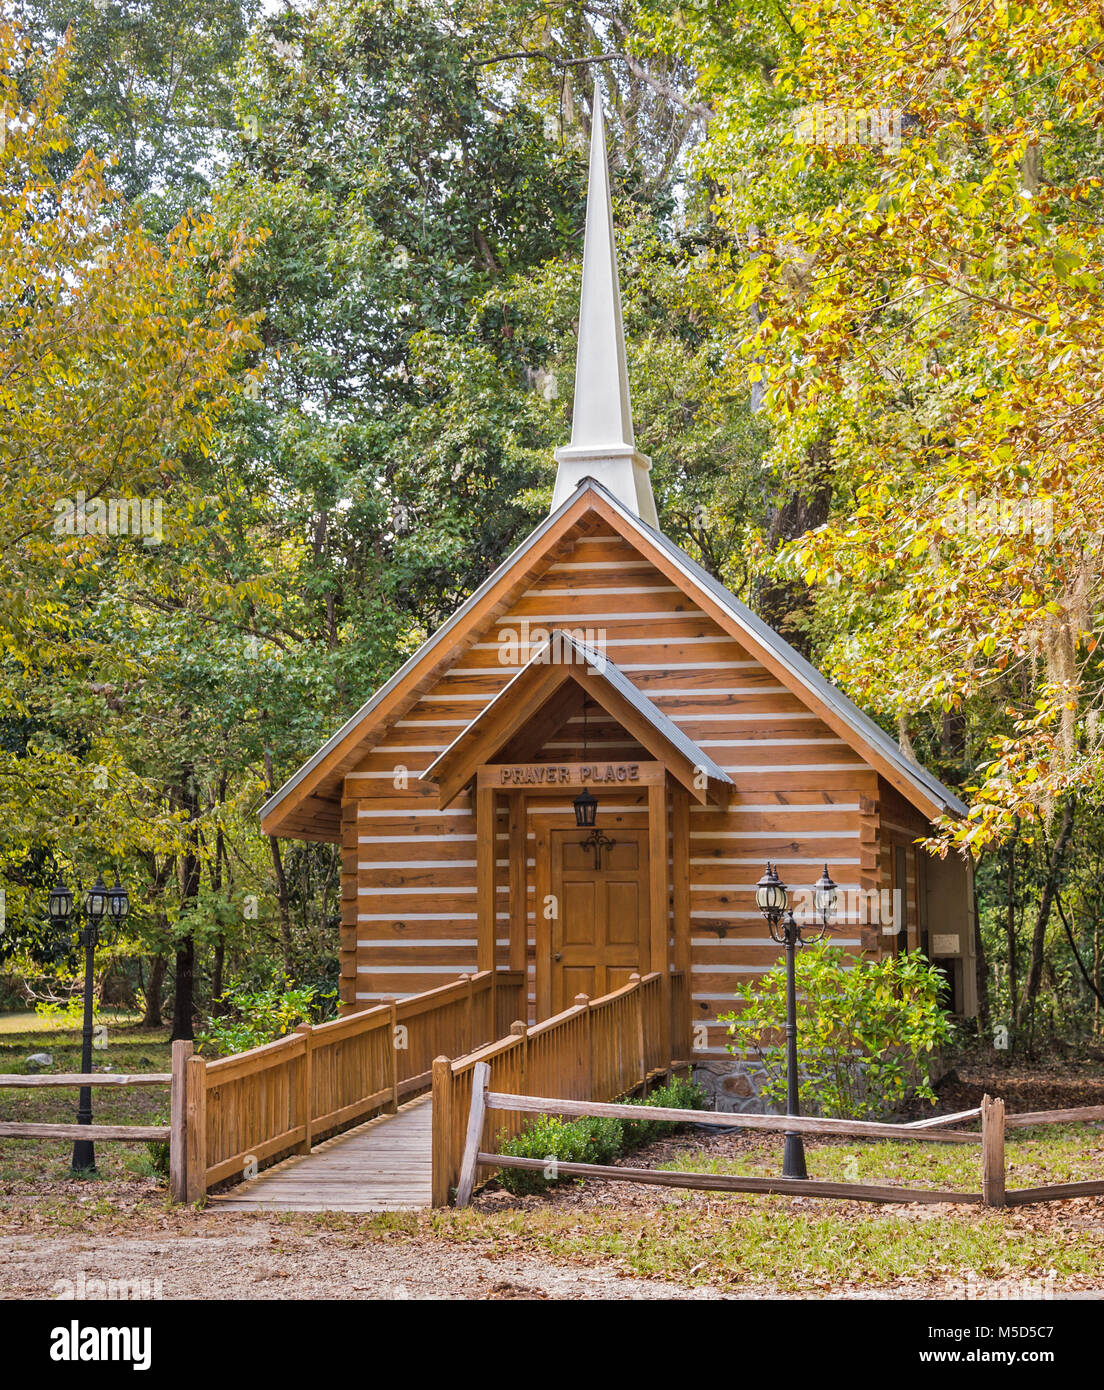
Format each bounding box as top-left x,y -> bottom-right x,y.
496,1077 -> 706,1194
721,943 -> 955,1120
621,1076 -> 706,1150
196,980 -> 335,1056
144,1139 -> 170,1178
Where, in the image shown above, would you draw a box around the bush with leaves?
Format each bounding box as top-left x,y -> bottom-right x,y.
196,980 -> 335,1057
722,945 -> 954,1120
496,1078 -> 706,1195
621,1076 -> 707,1149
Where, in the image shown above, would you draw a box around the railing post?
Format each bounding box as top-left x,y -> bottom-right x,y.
384,997 -> 399,1113
169,1039 -> 193,1203
575,993 -> 592,1097
463,973 -> 474,1053
431,1056 -> 453,1208
294,1023 -> 313,1154
981,1093 -> 1006,1207
510,1020 -> 528,1095
184,1055 -> 207,1204
629,974 -> 646,1091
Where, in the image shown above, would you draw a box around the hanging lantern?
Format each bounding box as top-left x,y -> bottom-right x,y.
573,786 -> 598,828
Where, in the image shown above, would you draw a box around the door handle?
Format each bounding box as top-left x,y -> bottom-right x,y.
554,952 -> 562,962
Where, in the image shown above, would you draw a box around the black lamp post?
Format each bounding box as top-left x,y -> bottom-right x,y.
755,861 -> 837,1179
47,870 -> 130,1176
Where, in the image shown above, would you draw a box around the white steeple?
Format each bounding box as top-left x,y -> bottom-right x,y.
551,87 -> 658,528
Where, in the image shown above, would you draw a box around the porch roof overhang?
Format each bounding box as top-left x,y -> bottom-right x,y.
420,631 -> 734,808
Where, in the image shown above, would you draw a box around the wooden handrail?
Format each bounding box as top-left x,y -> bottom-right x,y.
432,970 -> 672,1205
184,967 -> 525,1201
0,1122 -> 170,1141
474,1153 -> 982,1206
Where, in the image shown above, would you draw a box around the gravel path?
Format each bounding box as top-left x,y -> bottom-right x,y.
0,1226 -> 731,1301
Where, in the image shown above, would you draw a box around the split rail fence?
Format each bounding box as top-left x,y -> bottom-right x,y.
0,1045 -> 188,1191
431,969 -> 682,1206
452,1080 -> 1104,1209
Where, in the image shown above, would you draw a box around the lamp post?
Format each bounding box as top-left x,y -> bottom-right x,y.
47,870 -> 130,1176
755,861 -> 837,1179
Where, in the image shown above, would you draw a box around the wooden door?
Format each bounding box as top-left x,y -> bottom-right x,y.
549,828 -> 649,1012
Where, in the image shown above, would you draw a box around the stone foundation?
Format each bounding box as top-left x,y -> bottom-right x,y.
692,1059 -> 775,1115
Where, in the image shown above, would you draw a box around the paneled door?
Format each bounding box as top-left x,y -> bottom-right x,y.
549,828 -> 649,1013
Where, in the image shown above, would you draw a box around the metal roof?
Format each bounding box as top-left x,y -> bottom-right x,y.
260,478 -> 966,827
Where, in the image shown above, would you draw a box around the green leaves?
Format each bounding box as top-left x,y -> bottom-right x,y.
723,945 -> 956,1119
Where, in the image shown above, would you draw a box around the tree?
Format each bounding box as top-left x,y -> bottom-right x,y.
0,14 -> 260,1035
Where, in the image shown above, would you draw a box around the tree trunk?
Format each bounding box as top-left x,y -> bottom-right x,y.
1005,822 -> 1019,1027
753,434 -> 834,657
1021,799 -> 1076,1051
140,951 -> 166,1028
972,870 -> 990,1034
171,767 -> 202,1042
171,935 -> 195,1041
211,935 -> 226,1013
267,833 -> 293,977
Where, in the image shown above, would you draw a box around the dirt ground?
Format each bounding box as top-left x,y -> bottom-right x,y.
2,1058 -> 1103,1301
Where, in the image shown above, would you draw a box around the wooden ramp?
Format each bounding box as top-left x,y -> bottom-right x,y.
209,1093 -> 433,1213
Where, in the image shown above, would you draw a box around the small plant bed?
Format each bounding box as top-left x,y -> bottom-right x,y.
493,1077 -> 705,1196
0,1023 -> 172,1185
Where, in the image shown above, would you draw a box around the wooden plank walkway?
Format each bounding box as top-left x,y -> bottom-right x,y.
209,1093 -> 433,1213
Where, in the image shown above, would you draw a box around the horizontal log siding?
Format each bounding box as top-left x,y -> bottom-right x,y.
345,525 -> 893,1049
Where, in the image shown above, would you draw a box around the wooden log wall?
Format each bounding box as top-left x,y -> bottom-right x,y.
343,524 -> 889,1055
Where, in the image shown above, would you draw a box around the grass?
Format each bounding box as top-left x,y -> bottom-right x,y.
0,1018 -> 172,1183
0,1008 -> 144,1035
658,1125 -> 1104,1192
430,1203 -> 1103,1291
267,1192 -> 1104,1293
271,1122 -> 1104,1293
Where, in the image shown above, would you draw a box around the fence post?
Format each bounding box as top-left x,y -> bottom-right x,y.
575,993 -> 592,1097
629,974 -> 646,1091
294,1023 -> 313,1154
456,1060 -> 490,1209
169,1039 -> 193,1203
184,1055 -> 207,1204
431,1056 -> 453,1208
981,1093 -> 1006,1207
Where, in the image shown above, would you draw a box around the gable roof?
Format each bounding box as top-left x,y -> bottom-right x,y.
259,478 -> 966,838
421,631 -> 733,807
